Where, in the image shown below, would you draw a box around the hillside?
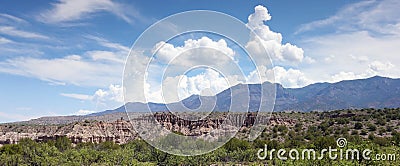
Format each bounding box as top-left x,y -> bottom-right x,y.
94,76 -> 400,115
1,108 -> 400,165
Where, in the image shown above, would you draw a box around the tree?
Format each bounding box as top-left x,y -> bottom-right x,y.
55,136 -> 72,152
223,138 -> 251,152
98,141 -> 120,151
314,136 -> 336,150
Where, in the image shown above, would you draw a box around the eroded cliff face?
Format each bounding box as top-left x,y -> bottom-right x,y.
0,119 -> 137,146
152,112 -> 296,136
0,112 -> 296,146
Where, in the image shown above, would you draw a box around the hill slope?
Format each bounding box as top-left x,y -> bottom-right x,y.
92,76 -> 400,115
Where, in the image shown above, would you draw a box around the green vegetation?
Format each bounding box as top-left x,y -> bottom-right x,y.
1,108 -> 400,165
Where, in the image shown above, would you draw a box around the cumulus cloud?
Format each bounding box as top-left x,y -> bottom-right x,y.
328,61 -> 396,83
246,5 -> 304,63
368,61 -> 395,73
62,84 -> 123,103
62,84 -> 123,115
93,84 -> 123,103
175,69 -> 228,101
152,36 -> 235,66
248,66 -> 311,88
137,5 -> 314,103
330,71 -> 367,82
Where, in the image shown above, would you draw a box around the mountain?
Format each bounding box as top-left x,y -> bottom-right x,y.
89,76 -> 400,115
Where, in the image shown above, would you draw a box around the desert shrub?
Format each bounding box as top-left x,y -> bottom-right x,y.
367,123 -> 377,131
354,122 -> 363,130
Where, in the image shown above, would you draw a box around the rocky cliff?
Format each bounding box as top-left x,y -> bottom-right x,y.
0,112 -> 296,146
0,119 -> 137,146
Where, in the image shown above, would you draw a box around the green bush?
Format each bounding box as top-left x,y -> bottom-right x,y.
354,122 -> 363,130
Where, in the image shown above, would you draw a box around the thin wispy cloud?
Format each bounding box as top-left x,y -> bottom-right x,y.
296,0 -> 400,83
0,37 -> 13,44
296,0 -> 400,35
0,111 -> 37,122
0,26 -> 49,39
0,13 -> 28,24
37,0 -> 141,25
86,35 -> 130,52
0,54 -> 123,87
60,93 -> 93,100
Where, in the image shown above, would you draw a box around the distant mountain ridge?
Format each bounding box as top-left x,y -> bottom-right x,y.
89,76 -> 400,116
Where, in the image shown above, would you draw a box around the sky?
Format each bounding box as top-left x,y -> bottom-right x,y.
0,0 -> 399,123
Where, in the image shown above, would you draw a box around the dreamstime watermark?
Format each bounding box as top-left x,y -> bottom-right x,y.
257,138 -> 397,161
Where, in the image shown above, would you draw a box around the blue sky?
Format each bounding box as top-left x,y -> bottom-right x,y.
0,0 -> 399,123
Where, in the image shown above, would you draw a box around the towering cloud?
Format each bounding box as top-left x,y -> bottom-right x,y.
246,5 -> 304,63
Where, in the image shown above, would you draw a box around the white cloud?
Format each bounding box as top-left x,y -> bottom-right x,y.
143,68 -> 245,103
0,112 -> 38,122
349,54 -> 369,63
304,56 -> 316,64
299,31 -> 400,82
0,51 -> 124,86
368,61 -> 395,73
93,84 -> 123,103
248,66 -> 311,88
38,0 -> 137,24
281,43 -> 304,62
62,84 -> 123,103
152,36 -> 235,66
86,35 -> 130,52
295,0 -> 400,83
0,26 -> 49,39
0,13 -> 27,24
74,109 -> 96,115
328,61 -> 395,82
0,34 -> 129,87
273,67 -> 311,88
62,84 -> 123,115
330,71 -> 367,82
296,0 -> 375,34
0,37 -> 12,44
129,6 -> 314,104
324,55 -> 335,62
61,93 -> 93,100
297,0 -> 400,36
86,50 -> 125,64
246,5 -> 304,63
174,69 -> 229,102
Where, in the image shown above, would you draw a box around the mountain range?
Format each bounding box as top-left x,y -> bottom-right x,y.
90,76 -> 400,116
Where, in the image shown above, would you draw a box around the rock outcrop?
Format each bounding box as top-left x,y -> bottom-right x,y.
0,112 -> 296,146
0,119 -> 136,146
